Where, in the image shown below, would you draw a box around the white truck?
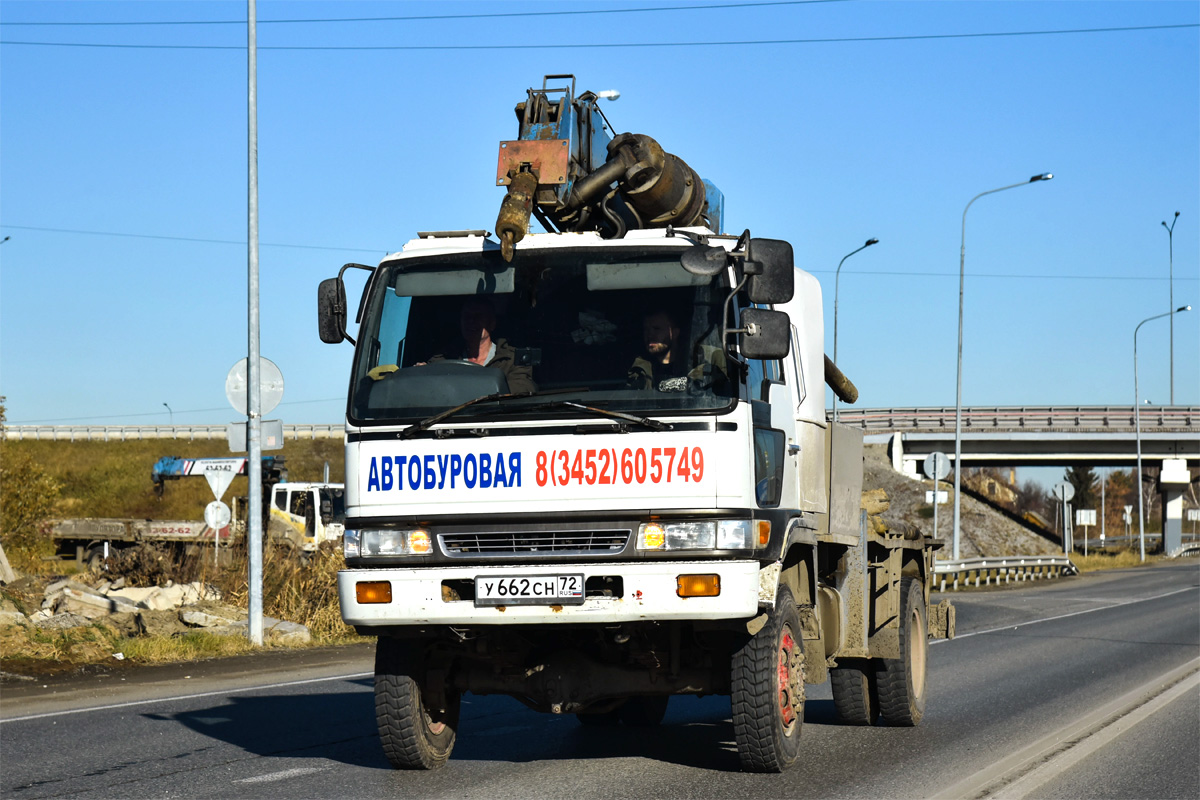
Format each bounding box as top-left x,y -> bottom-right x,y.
318,76 -> 951,773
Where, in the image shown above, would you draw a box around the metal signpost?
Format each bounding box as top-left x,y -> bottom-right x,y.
1075,509 -> 1097,556
204,499 -> 232,566
1053,481 -> 1075,553
923,452 -> 951,546
247,0 -> 262,646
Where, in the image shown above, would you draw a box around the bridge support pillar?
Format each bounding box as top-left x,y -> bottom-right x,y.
1159,459 -> 1192,556
889,434 -> 919,479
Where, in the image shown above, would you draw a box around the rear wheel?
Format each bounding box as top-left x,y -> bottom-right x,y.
876,576 -> 928,726
830,664 -> 879,726
375,637 -> 460,769
731,585 -> 804,772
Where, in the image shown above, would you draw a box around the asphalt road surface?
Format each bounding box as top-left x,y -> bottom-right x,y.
2,561 -> 1197,799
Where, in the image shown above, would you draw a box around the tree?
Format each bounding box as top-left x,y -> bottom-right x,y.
0,396 -> 63,562
1064,465 -> 1097,512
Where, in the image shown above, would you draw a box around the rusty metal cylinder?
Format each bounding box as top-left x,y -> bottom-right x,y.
495,171 -> 539,262
610,133 -> 706,227
824,354 -> 859,404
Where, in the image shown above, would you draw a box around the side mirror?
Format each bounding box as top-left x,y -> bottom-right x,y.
746,239 -> 794,304
739,308 -> 791,360
318,278 -> 348,344
681,245 -> 727,276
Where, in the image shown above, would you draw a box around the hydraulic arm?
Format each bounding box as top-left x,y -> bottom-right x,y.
494,75 -> 724,260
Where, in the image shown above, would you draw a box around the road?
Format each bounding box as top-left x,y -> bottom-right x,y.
2,562 -> 1197,799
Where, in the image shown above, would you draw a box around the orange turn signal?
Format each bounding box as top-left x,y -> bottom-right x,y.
677,574 -> 720,597
356,581 -> 392,604
757,520 -> 771,547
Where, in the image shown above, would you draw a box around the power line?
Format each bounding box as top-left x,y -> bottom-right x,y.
808,269 -> 1197,281
0,224 -> 385,254
0,1 -> 847,27
2,23 -> 1195,50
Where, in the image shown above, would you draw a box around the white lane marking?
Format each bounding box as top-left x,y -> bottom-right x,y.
991,670 -> 1200,799
235,766 -> 330,784
931,658 -> 1200,800
931,585 -> 1196,646
0,671 -> 372,724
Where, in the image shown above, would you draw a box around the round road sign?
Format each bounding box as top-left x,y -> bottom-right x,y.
1053,481 -> 1076,503
204,500 -> 232,530
225,357 -> 284,416
923,452 -> 951,481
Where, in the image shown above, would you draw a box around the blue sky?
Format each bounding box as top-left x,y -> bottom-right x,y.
2,0 -> 1197,434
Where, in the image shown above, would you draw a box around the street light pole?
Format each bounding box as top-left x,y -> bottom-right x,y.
162,402 -> 173,426
953,173 -> 1052,560
1134,304 -> 1191,562
832,237 -> 879,422
1161,212 -> 1180,404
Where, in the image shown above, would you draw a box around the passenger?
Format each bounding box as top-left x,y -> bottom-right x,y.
426,298 -> 536,394
628,310 -> 689,392
628,308 -> 731,395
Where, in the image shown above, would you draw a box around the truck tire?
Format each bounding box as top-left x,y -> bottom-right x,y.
374,637 -> 460,769
731,585 -> 804,772
876,576 -> 927,727
829,664 -> 879,726
620,695 -> 669,727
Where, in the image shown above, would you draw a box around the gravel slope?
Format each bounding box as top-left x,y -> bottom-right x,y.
862,444 -> 1058,559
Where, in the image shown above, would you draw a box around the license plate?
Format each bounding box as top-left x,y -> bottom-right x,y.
475,574 -> 585,606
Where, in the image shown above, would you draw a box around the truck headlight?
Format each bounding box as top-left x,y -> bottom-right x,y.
343,528 -> 361,558
637,520 -> 767,551
344,528 -> 432,557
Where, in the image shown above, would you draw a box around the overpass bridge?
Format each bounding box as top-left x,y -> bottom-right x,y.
833,405 -> 1198,555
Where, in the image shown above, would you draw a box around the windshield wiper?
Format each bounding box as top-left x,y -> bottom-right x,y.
520,400 -> 671,432
399,388 -> 583,439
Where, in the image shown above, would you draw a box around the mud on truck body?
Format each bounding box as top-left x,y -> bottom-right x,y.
318,75 -> 951,773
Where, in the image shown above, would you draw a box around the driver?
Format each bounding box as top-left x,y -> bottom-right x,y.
426,298 -> 536,394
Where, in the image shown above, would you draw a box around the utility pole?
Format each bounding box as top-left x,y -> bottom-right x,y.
246,0 -> 263,645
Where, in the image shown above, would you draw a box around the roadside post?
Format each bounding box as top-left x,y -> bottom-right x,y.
225,356 -> 284,645
1054,482 -> 1076,554
1123,505 -> 1133,542
923,452 -> 951,545
1076,509 -> 1097,556
204,500 -> 232,566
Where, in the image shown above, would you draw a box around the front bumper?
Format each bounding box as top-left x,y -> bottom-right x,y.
339,560 -> 762,626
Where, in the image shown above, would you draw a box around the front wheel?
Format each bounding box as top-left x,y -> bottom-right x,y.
876,576 -> 928,726
375,638 -> 460,769
731,585 -> 804,772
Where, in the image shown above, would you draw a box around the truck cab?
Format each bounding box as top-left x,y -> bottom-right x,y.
266,482 -> 346,552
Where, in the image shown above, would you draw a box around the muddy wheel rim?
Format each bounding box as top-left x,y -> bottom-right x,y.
911,605 -> 926,699
777,625 -> 803,733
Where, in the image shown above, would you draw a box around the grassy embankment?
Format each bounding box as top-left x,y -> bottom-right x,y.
1,437 -> 359,672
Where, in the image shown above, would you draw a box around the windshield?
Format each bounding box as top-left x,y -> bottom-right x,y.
320,488 -> 346,522
348,246 -> 738,425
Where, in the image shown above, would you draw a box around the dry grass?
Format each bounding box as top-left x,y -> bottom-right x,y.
1070,550 -> 1163,572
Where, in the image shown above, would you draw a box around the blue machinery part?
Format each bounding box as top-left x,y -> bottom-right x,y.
151,455 -> 287,498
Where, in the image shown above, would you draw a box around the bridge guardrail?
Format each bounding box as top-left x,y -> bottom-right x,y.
2,424 -> 343,441
831,405 -> 1198,432
934,555 -> 1078,591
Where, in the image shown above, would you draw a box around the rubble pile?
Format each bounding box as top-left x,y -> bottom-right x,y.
0,575 -> 310,644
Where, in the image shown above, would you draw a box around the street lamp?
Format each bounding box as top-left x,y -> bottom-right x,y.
163,402 -> 173,426
832,237 -> 879,422
1161,211 -> 1180,404
1134,304 -> 1191,562
953,173 -> 1052,560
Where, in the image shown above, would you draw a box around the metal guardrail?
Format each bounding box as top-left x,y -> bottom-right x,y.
934,555 -> 1078,591
2,424 -> 343,441
833,405 -> 1198,433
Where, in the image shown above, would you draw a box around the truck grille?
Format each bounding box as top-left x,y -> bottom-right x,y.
438,529 -> 630,558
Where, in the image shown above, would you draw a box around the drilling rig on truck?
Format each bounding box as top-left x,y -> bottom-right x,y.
317,75 -> 953,773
